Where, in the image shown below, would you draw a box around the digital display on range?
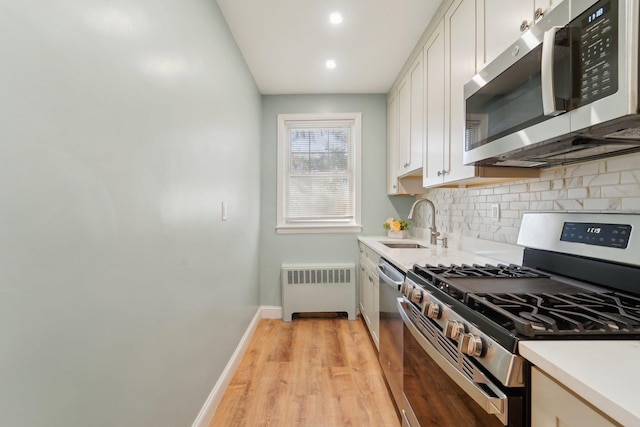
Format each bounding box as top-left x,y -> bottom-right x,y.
561,222 -> 631,248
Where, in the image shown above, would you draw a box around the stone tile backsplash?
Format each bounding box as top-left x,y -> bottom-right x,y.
412,152 -> 640,244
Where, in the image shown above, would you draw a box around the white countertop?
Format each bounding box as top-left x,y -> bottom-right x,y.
519,340 -> 640,427
358,233 -> 523,272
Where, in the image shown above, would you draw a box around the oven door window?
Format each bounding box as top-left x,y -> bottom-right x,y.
403,323 -> 507,427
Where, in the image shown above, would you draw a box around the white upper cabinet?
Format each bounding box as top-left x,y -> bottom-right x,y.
388,0 -> 541,191
386,90 -> 399,194
534,0 -> 564,21
425,0 -> 478,187
442,0 -> 477,184
397,53 -> 424,177
478,0 -> 533,68
423,21 -> 446,187
477,0 -> 565,69
387,87 -> 424,195
397,74 -> 410,175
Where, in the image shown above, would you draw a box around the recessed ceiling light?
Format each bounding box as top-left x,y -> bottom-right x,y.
325,59 -> 337,69
329,12 -> 343,25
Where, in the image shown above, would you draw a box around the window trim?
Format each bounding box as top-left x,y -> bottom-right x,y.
276,112 -> 362,234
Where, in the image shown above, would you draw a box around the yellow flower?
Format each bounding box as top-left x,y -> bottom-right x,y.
390,220 -> 401,232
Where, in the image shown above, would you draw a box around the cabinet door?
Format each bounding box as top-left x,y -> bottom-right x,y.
423,20 -> 446,188
358,261 -> 370,326
408,52 -> 424,173
387,91 -> 400,194
364,266 -> 379,348
444,0 -> 476,184
531,367 -> 621,427
478,0 -> 534,68
397,74 -> 411,175
372,270 -> 380,350
397,54 -> 424,176
534,0 -> 564,23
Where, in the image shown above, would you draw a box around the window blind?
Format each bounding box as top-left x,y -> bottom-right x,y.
284,120 -> 355,223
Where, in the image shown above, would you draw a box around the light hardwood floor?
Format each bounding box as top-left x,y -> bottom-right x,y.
209,315 -> 400,427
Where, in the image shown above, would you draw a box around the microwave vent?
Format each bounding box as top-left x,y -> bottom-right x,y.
494,159 -> 549,168
604,127 -> 640,140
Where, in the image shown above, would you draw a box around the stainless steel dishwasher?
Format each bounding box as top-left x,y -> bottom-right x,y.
377,257 -> 405,416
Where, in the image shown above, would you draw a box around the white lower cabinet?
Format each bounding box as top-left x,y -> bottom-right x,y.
531,367 -> 621,427
358,242 -> 380,349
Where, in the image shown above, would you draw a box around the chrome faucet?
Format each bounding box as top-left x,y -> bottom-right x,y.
408,198 -> 440,246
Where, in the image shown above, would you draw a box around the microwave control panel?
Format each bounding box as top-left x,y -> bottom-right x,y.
575,0 -> 618,106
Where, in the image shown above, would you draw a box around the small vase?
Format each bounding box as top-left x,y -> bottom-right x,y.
387,230 -> 407,239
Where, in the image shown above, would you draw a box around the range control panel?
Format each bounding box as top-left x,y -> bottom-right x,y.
561,222 -> 632,248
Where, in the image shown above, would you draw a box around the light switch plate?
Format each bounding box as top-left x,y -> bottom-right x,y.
222,201 -> 228,221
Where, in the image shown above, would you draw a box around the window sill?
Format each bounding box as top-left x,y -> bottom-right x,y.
276,224 -> 362,234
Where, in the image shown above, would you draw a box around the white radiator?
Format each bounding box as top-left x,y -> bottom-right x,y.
281,263 -> 356,322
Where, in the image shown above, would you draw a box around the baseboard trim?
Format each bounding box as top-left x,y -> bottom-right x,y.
191,305 -> 283,427
260,305 -> 283,319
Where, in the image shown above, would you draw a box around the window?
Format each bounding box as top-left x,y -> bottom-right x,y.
277,113 -> 362,233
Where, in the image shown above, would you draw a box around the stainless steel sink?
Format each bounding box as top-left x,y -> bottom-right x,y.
381,242 -> 428,249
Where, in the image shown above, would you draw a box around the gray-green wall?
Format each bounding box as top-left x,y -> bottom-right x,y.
259,95 -> 414,306
0,1 -> 261,426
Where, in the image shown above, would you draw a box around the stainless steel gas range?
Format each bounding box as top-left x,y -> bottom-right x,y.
399,212 -> 640,427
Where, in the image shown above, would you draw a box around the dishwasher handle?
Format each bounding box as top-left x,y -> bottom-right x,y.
378,260 -> 404,291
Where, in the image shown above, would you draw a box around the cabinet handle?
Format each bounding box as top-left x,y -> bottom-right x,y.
520,20 -> 529,32
534,7 -> 544,20
437,170 -> 448,176
404,162 -> 410,168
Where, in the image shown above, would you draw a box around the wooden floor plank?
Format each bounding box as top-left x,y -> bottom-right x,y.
210,316 -> 400,427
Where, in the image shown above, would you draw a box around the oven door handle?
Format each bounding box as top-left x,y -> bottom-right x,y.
397,299 -> 509,425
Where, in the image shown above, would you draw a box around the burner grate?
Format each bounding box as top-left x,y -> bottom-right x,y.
467,291 -> 640,337
414,263 -> 550,279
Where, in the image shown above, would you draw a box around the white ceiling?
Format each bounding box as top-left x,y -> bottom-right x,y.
216,0 -> 443,95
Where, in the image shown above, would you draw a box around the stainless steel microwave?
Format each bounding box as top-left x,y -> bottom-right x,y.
464,0 -> 640,168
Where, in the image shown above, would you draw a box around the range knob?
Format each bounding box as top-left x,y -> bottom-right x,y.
410,288 -> 424,303
402,284 -> 413,298
445,320 -> 465,340
400,283 -> 409,295
426,302 -> 441,319
460,333 -> 483,357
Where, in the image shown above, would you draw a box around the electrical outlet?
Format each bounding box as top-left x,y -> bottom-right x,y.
491,204 -> 500,222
